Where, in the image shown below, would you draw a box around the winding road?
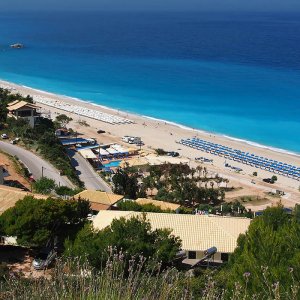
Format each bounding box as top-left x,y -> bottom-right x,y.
0,141 -> 73,188
67,149 -> 112,192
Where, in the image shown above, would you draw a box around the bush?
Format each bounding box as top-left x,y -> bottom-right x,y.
55,186 -> 82,196
33,177 -> 56,195
118,201 -> 172,213
65,215 -> 181,270
222,206 -> 300,296
0,196 -> 90,247
155,148 -> 167,155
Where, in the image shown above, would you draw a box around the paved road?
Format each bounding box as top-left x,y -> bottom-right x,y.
67,149 -> 112,192
0,141 -> 73,187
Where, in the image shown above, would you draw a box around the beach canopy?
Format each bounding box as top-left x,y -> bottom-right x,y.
78,149 -> 98,160
94,148 -> 110,156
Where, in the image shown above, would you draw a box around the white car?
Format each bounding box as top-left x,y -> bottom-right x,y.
1,133 -> 8,139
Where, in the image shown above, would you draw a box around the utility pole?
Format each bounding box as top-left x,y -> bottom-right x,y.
98,144 -> 101,169
42,166 -> 44,178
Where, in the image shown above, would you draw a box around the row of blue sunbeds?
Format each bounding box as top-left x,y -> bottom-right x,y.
179,138 -> 300,181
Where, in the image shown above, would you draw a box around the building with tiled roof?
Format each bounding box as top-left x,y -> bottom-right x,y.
73,190 -> 124,212
135,198 -> 181,211
0,185 -> 47,215
7,100 -> 40,127
93,210 -> 251,263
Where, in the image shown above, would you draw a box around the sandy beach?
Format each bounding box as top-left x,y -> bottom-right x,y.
1,79 -> 300,208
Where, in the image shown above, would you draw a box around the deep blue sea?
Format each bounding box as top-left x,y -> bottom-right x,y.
0,12 -> 300,153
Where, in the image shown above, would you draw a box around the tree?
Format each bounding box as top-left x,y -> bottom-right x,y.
65,215 -> 181,269
0,88 -> 33,125
112,168 -> 144,199
0,196 -> 90,247
222,205 -> 300,296
0,102 -> 8,124
271,175 -> 278,183
55,114 -> 73,128
33,177 -> 56,194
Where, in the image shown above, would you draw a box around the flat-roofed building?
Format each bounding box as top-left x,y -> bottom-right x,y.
7,100 -> 40,127
93,210 -> 251,263
135,198 -> 181,212
74,190 -> 124,212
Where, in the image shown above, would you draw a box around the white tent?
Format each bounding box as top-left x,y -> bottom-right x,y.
78,149 -> 98,160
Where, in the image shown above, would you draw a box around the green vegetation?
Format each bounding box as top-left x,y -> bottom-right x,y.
65,215 -> 181,270
0,256 -> 191,300
113,163 -> 226,205
1,198 -> 300,299
253,171 -> 257,176
33,178 -> 82,196
0,88 -> 33,125
271,175 -> 278,182
217,205 -> 300,297
117,200 -> 172,213
0,87 -> 83,187
55,185 -> 83,196
0,196 -> 90,247
1,247 -> 300,299
33,177 -> 56,194
197,201 -> 253,218
55,114 -> 73,128
112,167 -> 146,199
155,148 -> 167,155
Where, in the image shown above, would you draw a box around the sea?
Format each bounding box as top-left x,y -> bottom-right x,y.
0,12 -> 300,154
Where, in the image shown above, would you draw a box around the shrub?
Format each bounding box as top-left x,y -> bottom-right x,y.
0,196 -> 90,247
33,177 -> 56,195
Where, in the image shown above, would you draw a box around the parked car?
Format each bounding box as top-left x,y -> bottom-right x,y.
1,133 -> 8,139
128,138 -> 135,144
263,178 -> 274,184
167,151 -> 179,157
32,247 -> 57,270
97,129 -> 106,134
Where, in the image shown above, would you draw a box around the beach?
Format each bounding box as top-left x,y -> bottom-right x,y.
1,79 -> 300,207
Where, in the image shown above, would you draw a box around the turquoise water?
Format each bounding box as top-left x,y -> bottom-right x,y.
0,12 -> 299,154
104,161 -> 122,168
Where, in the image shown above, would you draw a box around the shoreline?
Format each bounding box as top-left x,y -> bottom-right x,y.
2,79 -> 299,158
1,78 -> 300,206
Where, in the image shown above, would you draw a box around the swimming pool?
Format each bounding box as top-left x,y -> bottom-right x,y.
103,160 -> 122,168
